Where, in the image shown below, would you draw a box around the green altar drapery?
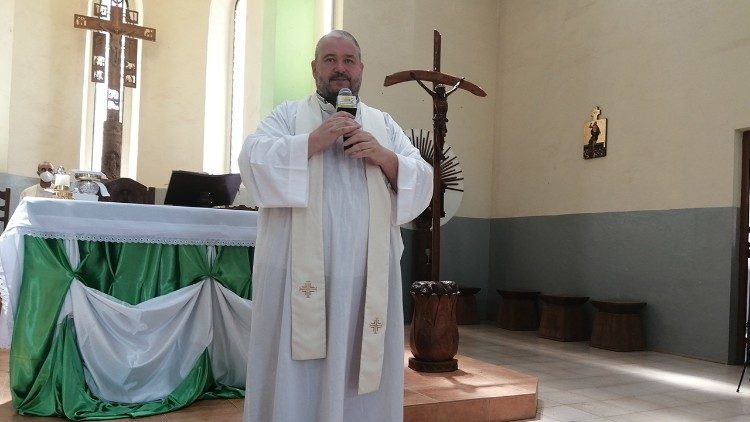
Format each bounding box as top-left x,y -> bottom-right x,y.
10,237 -> 253,420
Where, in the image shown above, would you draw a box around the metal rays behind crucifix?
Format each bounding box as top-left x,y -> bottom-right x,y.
384,30 -> 486,283
409,129 -> 464,196
74,1 -> 156,179
407,129 -> 464,282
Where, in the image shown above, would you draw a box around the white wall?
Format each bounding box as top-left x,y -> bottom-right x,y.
4,0 -> 749,218
493,0 -> 750,218
344,0 -> 499,219
137,0 -> 211,188
3,0 -> 330,188
4,0 -> 211,187
0,0 -> 14,172
6,0 -> 87,176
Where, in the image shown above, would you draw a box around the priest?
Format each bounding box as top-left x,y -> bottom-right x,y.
238,30 -> 433,421
19,161 -> 55,199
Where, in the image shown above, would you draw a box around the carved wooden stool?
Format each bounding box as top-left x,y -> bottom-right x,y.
590,300 -> 646,351
456,286 -> 481,325
538,295 -> 589,341
496,290 -> 539,331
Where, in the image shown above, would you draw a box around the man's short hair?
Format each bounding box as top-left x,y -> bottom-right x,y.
315,30 -> 361,60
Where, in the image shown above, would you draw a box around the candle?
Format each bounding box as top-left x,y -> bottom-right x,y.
55,174 -> 71,188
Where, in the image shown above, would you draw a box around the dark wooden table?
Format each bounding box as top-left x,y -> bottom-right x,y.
538,294 -> 589,341
457,286 -> 481,325
590,300 -> 647,351
496,290 -> 540,331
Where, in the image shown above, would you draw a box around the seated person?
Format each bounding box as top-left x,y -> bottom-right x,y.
20,161 -> 55,199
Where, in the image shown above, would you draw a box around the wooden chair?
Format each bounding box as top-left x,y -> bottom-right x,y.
0,188 -> 10,231
100,178 -> 156,205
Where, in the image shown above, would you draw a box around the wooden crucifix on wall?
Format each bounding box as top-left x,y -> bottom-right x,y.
384,30 -> 486,282
74,1 -> 156,179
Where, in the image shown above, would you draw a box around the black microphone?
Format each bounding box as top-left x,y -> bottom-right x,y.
336,88 -> 357,116
336,88 -> 357,148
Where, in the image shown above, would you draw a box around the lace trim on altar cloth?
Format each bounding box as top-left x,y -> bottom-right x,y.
0,276 -> 10,349
0,273 -> 11,349
17,228 -> 256,247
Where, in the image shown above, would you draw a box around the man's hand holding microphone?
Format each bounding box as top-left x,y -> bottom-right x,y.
308,88 -> 398,186
308,88 -> 360,157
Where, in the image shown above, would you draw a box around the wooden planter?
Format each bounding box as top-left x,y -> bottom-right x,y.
408,281 -> 459,372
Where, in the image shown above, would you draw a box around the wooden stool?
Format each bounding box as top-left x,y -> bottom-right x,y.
496,290 -> 539,331
538,295 -> 589,341
457,287 -> 481,325
590,300 -> 646,351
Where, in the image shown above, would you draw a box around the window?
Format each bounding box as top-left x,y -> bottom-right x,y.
204,0 -> 337,174
229,0 -> 247,174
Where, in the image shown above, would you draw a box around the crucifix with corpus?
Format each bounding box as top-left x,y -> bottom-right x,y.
384,30 -> 486,282
74,0 -> 156,179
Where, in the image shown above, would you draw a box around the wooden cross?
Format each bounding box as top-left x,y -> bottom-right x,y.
369,317 -> 383,334
384,30 -> 486,282
74,1 -> 156,179
299,281 -> 318,298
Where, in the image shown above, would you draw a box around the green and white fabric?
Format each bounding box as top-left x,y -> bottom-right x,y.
0,199 -> 256,419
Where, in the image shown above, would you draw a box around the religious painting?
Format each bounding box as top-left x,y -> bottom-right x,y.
94,3 -> 108,18
126,10 -> 139,24
583,106 -> 607,159
124,38 -> 138,88
91,33 -> 106,83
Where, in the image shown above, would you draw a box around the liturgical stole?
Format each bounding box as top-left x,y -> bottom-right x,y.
291,95 -> 392,395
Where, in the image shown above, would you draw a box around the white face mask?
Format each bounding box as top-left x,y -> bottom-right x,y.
39,171 -> 54,183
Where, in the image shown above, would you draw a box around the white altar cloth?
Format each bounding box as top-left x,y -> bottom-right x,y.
0,198 -> 258,348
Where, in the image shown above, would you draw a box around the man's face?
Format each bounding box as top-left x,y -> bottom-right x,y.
311,37 -> 363,104
37,162 -> 53,175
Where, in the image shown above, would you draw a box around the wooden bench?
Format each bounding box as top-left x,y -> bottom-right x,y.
457,286 -> 481,325
496,290 -> 539,331
538,294 -> 589,341
590,300 -> 646,351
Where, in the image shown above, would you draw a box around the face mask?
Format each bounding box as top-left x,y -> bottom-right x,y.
39,171 -> 54,183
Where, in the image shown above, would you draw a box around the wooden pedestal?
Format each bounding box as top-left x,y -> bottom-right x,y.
590,300 -> 646,351
538,295 -> 589,341
457,286 -> 481,325
495,290 -> 539,331
409,292 -> 459,373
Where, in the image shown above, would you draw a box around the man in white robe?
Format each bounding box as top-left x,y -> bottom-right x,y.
239,30 -> 433,421
19,161 -> 55,199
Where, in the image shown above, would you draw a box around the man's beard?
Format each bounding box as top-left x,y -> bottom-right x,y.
316,73 -> 360,105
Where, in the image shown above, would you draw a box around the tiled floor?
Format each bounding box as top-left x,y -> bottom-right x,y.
404,352 -> 537,421
1,324 -> 750,421
457,325 -> 750,421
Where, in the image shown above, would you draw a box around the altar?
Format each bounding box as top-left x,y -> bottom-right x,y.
0,198 -> 257,419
